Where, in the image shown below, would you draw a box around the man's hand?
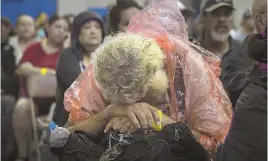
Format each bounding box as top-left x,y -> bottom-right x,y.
104,117 -> 135,133
105,113 -> 176,133
47,68 -> 56,75
108,102 -> 161,129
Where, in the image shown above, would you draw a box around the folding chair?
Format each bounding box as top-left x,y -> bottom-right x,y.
27,74 -> 57,161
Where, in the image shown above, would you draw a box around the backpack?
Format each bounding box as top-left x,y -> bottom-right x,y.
50,130 -> 106,161
51,123 -> 211,161
101,123 -> 211,161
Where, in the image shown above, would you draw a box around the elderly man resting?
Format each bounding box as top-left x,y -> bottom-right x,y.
62,30 -> 232,153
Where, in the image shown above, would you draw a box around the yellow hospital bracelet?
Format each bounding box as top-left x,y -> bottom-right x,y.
152,110 -> 163,131
40,68 -> 48,75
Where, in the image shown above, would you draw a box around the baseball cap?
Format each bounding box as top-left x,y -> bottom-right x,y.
201,0 -> 235,13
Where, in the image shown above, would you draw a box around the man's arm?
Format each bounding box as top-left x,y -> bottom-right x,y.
17,62 -> 55,76
67,109 -> 108,133
221,35 -> 255,107
216,84 -> 267,161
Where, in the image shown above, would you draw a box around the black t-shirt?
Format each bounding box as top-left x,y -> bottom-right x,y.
1,41 -> 19,98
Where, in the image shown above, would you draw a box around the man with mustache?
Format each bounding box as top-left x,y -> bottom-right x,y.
198,0 -> 239,58
197,0 -> 242,109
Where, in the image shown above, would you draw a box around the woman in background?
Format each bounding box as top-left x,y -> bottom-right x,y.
108,0 -> 142,34
54,11 -> 106,126
9,15 -> 37,65
13,14 -> 69,161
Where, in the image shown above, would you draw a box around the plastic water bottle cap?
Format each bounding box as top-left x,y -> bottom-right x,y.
49,122 -> 57,131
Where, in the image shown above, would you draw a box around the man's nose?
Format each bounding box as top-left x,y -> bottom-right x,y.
218,13 -> 227,22
90,28 -> 97,35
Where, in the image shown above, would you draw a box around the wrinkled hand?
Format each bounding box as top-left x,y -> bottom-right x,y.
108,102 -> 161,129
105,114 -> 175,133
104,117 -> 135,133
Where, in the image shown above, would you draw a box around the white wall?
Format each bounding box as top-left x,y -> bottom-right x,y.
58,0 -> 146,15
58,0 -> 89,15
233,0 -> 253,29
58,0 -> 253,28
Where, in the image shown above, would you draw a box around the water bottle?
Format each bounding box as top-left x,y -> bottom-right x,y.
49,122 -> 71,147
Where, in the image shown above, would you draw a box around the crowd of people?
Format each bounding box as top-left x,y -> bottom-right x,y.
1,0 -> 267,161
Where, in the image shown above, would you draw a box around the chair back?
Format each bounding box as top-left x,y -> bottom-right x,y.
27,74 -> 57,98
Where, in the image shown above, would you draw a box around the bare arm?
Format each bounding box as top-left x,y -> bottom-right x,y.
16,62 -> 55,76
66,102 -> 162,133
67,109 -> 108,133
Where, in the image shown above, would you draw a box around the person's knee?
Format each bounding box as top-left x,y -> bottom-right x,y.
13,98 -> 31,118
13,98 -> 32,130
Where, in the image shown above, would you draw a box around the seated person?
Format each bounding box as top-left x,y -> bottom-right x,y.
9,15 -> 38,65
2,30 -> 19,99
13,14 -> 69,161
64,0 -> 232,153
65,33 -> 232,151
54,11 -> 106,127
1,18 -> 20,161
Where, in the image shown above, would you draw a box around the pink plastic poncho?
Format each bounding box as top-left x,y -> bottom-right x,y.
127,0 -> 232,151
64,0 -> 232,151
64,64 -> 107,123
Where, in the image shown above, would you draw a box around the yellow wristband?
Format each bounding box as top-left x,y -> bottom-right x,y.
40,68 -> 47,75
152,110 -> 163,131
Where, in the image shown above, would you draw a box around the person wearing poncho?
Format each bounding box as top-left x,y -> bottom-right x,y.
64,0 -> 233,153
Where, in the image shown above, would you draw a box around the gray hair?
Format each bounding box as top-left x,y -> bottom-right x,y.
92,33 -> 164,104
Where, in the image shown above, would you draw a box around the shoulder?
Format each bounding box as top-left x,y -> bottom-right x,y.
1,42 -> 15,53
59,48 -> 78,59
9,36 -> 18,45
57,47 -> 80,65
236,84 -> 267,112
21,42 -> 42,60
220,85 -> 267,161
61,47 -> 74,55
223,37 -> 256,69
26,42 -> 41,51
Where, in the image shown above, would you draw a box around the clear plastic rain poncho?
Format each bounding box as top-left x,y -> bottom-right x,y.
64,0 -> 233,151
